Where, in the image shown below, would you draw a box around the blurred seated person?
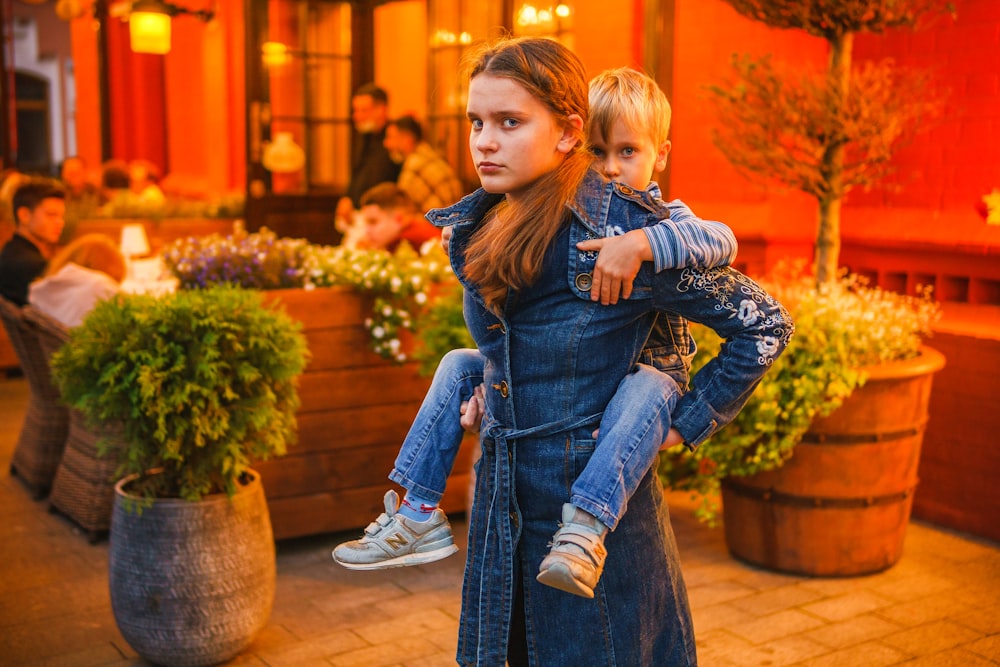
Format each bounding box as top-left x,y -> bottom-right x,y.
384,115 -> 464,212
335,83 -> 401,229
99,160 -> 131,205
59,156 -> 102,243
0,180 -> 66,306
129,159 -> 166,206
358,183 -> 439,253
29,234 -> 126,328
60,156 -> 100,204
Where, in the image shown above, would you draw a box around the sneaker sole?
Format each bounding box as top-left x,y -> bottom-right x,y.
332,544 -> 459,571
536,563 -> 595,599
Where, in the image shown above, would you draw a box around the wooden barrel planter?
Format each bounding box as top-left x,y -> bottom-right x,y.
256,287 -> 475,540
721,346 -> 946,576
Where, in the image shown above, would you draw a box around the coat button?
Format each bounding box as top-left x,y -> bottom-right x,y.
575,273 -> 593,291
492,381 -> 509,398
616,183 -> 636,196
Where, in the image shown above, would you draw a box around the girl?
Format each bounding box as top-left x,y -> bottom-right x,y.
437,37 -> 791,665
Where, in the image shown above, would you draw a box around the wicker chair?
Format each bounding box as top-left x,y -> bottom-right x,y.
0,297 -> 69,499
24,306 -> 123,542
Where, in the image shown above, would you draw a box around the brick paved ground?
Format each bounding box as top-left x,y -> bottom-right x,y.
1,375 -> 997,666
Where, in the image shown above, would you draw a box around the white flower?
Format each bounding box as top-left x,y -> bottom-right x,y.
414,292 -> 427,305
756,336 -> 780,357
371,326 -> 386,339
737,300 -> 760,326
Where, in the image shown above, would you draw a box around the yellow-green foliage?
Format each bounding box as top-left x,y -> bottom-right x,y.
658,266 -> 939,524
50,285 -> 309,502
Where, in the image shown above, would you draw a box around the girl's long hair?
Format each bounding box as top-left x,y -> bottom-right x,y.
462,37 -> 592,312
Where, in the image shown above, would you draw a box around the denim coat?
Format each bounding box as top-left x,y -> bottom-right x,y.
427,170 -> 793,666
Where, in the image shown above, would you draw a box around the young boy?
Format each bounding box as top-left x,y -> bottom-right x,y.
333,68 -> 734,598
357,182 -> 442,253
0,180 -> 67,306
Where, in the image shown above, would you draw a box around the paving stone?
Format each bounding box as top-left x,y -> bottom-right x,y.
794,640 -> 910,667
800,589 -> 896,622
876,591 -> 978,627
692,602 -> 758,633
894,647 -> 1000,666
802,613 -> 903,649
726,608 -> 827,644
327,636 -> 442,667
880,619 -> 984,655
728,584 -> 827,617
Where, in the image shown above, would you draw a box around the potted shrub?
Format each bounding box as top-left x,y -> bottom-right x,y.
663,0 -> 955,575
156,227 -> 475,540
50,284 -> 308,666
659,266 -> 941,569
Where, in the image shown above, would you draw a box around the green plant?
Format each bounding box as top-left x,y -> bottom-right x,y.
91,192 -> 246,220
709,0 -> 953,284
50,285 -> 309,502
658,264 -> 940,524
160,227 -> 456,362
412,281 -> 475,376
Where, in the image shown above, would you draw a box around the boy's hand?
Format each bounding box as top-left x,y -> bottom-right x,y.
459,383 -> 486,433
576,229 -> 652,304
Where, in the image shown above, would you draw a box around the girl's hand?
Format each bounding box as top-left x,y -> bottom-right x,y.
460,383 -> 486,433
591,426 -> 684,450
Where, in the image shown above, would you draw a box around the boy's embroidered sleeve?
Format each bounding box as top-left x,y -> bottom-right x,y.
652,266 -> 794,448
642,200 -> 738,272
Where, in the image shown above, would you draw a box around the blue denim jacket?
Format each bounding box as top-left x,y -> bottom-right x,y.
427,170 -> 793,665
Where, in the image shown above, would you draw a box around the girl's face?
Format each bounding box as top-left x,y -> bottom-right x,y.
589,117 -> 671,190
467,74 -> 581,203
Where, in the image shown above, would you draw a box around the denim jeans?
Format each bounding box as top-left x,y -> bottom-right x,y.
391,350 -> 680,532
390,348 -> 485,503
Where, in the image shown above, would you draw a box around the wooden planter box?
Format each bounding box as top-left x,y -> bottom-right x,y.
256,287 -> 475,540
70,218 -> 238,254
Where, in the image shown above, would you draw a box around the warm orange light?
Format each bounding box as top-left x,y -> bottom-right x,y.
130,10 -> 172,54
262,41 -> 291,67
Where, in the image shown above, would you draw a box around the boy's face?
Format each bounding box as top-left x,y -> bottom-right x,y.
17,197 -> 66,246
360,204 -> 406,250
589,118 -> 670,190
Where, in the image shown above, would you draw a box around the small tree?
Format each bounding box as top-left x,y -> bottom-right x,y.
709,0 -> 953,285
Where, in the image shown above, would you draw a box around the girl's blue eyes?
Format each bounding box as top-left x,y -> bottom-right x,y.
469,119 -> 519,130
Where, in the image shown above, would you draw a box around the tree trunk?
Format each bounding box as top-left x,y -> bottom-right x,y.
814,196 -> 841,284
815,31 -> 852,285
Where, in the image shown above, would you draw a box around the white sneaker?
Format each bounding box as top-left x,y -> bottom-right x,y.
536,503 -> 608,598
332,490 -> 458,570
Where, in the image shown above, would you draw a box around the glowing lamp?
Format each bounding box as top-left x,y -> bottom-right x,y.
262,133 -> 306,174
120,223 -> 151,259
127,0 -> 215,55
130,5 -> 172,54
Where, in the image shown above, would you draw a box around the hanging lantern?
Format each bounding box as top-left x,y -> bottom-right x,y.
130,1 -> 172,55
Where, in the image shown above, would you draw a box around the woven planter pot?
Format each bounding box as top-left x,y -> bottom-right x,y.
721,346 -> 946,576
109,469 -> 275,667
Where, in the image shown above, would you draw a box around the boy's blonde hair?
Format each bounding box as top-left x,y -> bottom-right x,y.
45,233 -> 127,284
588,67 -> 671,147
